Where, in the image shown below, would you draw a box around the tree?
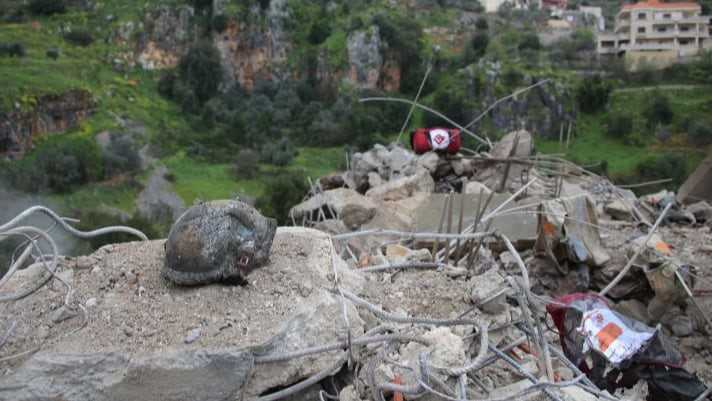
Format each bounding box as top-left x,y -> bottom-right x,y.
211,15 -> 229,33
103,134 -> 141,177
688,120 -> 712,146
5,137 -> 104,193
518,32 -> 541,51
189,0 -> 213,14
63,30 -> 94,47
372,13 -> 425,94
462,33 -> 489,65
177,41 -> 224,107
232,149 -> 260,179
28,0 -> 66,15
691,50 -> 712,84
575,75 -> 612,113
605,113 -> 633,139
256,171 -> 309,225
643,93 -> 673,128
635,153 -> 687,188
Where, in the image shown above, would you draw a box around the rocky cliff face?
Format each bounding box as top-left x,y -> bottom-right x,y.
213,0 -> 290,90
466,63 -> 576,138
129,2 -> 399,92
0,90 -> 95,160
135,6 -> 195,70
345,26 -> 401,91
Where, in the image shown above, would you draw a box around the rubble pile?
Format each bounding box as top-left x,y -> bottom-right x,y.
1,133 -> 712,401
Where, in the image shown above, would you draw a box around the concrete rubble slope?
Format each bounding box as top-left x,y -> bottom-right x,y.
2,132 -> 712,401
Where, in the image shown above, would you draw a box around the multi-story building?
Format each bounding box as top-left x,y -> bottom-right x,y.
597,0 -> 712,58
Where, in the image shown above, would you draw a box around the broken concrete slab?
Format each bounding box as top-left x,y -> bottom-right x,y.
463,181 -> 493,196
0,228 -> 367,401
490,130 -> 533,160
604,199 -> 633,221
678,151 -> 712,204
687,200 -> 712,223
0,348 -> 254,401
413,193 -> 538,249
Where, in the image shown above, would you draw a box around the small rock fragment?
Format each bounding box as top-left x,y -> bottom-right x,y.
75,256 -> 94,270
51,306 -> 78,324
339,384 -> 362,401
85,298 -> 98,308
184,327 -> 202,344
668,315 -> 694,337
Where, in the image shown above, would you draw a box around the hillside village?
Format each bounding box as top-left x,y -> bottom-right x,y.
1,0 -> 712,400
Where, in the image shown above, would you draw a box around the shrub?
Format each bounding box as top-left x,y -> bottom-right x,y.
461,33 -> 489,65
605,113 -> 633,139
575,75 -> 612,113
634,153 -> 687,188
189,0 -> 213,13
103,134 -> 142,177
3,137 -> 103,193
691,50 -> 712,84
643,93 -> 673,128
75,210 -> 160,251
307,19 -> 331,45
177,40 -> 224,107
688,120 -> 712,146
211,14 -> 229,33
475,17 -> 489,31
0,43 -> 26,58
260,138 -> 297,166
28,0 -> 66,15
256,170 -> 309,225
518,32 -> 541,51
372,13 -> 424,94
63,30 -> 94,47
46,48 -> 60,60
232,149 -> 260,179
158,72 -> 177,98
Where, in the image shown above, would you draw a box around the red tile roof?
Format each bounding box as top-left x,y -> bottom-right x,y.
621,0 -> 701,10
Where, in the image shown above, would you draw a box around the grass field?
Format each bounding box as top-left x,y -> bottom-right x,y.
536,86 -> 712,178
164,146 -> 345,206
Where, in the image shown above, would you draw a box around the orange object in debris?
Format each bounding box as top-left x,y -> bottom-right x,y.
542,221 -> 557,236
654,241 -> 672,255
393,375 -> 404,401
517,342 -> 538,357
596,322 -> 624,353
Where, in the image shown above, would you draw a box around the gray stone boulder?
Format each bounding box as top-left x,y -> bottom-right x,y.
417,152 -> 440,174
163,199 -> 277,285
365,169 -> 435,201
289,188 -> 379,224
341,203 -> 377,230
604,199 -> 633,221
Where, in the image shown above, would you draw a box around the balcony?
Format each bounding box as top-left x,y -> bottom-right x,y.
621,42 -> 676,51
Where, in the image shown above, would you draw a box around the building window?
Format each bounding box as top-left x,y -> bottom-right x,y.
638,12 -> 646,19
657,27 -> 667,32
681,26 -> 690,32
663,13 -> 671,19
638,27 -> 646,33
